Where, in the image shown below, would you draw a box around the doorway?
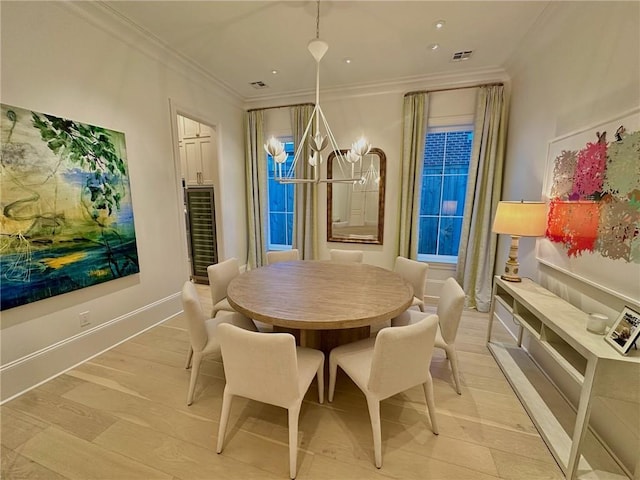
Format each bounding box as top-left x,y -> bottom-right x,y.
175,113 -> 220,283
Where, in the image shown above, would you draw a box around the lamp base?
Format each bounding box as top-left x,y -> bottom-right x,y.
501,273 -> 522,282
501,261 -> 521,282
501,237 -> 522,282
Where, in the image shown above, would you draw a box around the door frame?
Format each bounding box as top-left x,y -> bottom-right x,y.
168,99 -> 224,267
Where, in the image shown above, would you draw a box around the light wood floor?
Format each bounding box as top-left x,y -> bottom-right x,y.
1,285 -> 565,480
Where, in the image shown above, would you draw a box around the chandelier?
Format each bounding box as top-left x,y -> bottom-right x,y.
264,0 -> 371,184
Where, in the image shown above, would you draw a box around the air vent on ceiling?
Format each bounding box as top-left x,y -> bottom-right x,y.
451,50 -> 473,62
249,81 -> 269,89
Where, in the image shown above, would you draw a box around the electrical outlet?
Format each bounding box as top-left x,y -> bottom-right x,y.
79,311 -> 90,328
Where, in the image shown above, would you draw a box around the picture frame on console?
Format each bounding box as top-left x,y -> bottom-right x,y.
605,306 -> 640,355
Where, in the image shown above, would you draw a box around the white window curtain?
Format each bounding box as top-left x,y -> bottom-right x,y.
291,104 -> 316,260
398,92 -> 430,258
456,85 -> 507,312
244,110 -> 267,269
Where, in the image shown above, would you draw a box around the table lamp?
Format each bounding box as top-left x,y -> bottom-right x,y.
492,201 -> 547,282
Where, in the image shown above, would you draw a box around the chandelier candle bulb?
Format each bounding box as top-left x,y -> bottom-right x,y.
352,137 -> 372,157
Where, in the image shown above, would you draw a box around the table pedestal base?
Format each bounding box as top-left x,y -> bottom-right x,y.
274,326 -> 371,354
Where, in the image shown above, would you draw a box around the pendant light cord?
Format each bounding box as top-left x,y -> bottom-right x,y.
315,0 -> 320,39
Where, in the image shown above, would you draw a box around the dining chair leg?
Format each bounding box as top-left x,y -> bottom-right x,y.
187,352 -> 202,406
288,403 -> 301,479
422,374 -> 439,435
216,388 -> 233,453
184,346 -> 193,369
366,396 -> 383,468
445,344 -> 462,394
316,363 -> 325,404
328,357 -> 338,402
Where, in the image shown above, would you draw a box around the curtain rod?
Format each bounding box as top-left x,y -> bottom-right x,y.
246,102 -> 315,113
404,82 -> 504,97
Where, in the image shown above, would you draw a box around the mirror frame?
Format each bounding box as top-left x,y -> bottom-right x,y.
327,147 -> 386,245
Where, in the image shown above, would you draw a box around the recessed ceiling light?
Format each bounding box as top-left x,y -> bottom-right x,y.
271,70 -> 278,75
344,58 -> 352,64
435,20 -> 446,29
428,43 -> 440,51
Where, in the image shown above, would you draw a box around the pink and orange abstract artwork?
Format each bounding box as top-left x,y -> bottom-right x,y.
546,127 -> 639,263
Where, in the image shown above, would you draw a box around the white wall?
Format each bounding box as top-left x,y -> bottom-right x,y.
0,2 -> 246,402
504,2 -> 640,475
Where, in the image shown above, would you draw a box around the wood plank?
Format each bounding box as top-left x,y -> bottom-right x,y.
347,410 -> 500,476
67,361 -> 224,417
358,445 -> 500,480
62,382 -> 217,450
7,389 -> 118,443
110,337 -> 188,369
93,420 -> 283,479
36,373 -> 86,397
127,328 -> 191,355
17,426 -> 172,479
1,445 -> 66,480
0,406 -> 49,450
491,448 -> 565,480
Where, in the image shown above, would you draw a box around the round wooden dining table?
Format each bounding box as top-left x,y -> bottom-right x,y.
227,260 -> 414,352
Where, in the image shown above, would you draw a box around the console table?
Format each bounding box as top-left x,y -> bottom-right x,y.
487,277 -> 639,480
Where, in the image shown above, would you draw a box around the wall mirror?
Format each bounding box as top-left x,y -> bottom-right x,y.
327,148 -> 385,245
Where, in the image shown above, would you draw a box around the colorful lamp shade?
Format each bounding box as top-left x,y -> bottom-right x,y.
492,201 -> 547,282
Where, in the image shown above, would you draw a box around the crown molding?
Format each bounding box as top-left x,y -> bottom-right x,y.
244,67 -> 510,110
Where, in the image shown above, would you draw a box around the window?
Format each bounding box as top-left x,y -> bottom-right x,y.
417,127 -> 473,263
266,138 -> 295,250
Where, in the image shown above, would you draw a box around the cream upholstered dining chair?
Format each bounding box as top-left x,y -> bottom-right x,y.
183,258 -> 243,369
393,256 -> 428,312
181,281 -> 257,406
216,324 -> 324,480
328,312 -> 439,468
266,248 -> 300,265
207,258 -> 240,317
392,277 -> 466,394
329,249 -> 363,263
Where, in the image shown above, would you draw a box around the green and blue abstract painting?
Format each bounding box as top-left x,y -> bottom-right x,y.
1,104 -> 140,310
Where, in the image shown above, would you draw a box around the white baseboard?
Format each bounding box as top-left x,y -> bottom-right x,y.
0,293 -> 182,404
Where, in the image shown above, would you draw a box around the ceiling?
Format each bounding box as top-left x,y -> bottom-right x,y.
101,1 -> 550,101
